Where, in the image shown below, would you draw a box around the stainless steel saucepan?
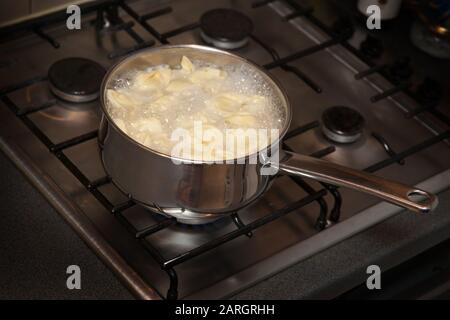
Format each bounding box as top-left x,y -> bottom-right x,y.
98,45 -> 438,224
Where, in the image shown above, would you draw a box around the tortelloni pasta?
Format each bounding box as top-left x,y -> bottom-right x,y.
106,56 -> 284,162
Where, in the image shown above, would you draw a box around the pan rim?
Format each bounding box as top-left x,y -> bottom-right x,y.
100,44 -> 292,165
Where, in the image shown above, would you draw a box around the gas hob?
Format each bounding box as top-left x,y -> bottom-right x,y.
0,0 -> 449,299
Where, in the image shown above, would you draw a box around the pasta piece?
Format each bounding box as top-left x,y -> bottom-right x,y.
242,95 -> 268,113
181,56 -> 195,73
209,95 -> 240,114
166,79 -> 194,92
221,92 -> 248,104
192,113 -> 209,124
149,132 -> 170,150
131,118 -> 163,133
134,68 -> 171,89
107,89 -> 137,109
152,95 -> 176,111
225,113 -> 257,127
113,118 -> 127,133
190,67 -> 226,83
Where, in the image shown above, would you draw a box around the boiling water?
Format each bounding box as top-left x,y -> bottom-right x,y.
106,56 -> 285,161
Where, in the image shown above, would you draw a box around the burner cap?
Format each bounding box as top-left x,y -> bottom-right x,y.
48,57 -> 106,103
200,9 -> 253,50
321,106 -> 365,144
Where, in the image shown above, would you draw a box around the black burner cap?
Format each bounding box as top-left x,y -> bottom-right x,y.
322,106 -> 365,139
48,57 -> 106,103
200,8 -> 253,43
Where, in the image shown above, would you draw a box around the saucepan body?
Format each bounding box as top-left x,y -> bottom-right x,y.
99,45 -> 437,224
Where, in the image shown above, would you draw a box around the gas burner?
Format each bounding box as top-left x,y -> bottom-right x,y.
321,106 -> 365,144
410,20 -> 450,59
200,9 -> 253,50
48,57 -> 106,103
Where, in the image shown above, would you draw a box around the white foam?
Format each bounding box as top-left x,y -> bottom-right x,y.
106,57 -> 285,161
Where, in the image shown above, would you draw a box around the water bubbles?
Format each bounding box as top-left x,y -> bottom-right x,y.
106,57 -> 286,160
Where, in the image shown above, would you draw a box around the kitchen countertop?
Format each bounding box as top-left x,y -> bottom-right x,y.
0,150 -> 133,299
1,147 -> 449,299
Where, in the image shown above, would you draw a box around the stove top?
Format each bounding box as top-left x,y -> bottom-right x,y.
0,0 -> 449,300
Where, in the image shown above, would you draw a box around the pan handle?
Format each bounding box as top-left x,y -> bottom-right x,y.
270,150 -> 438,213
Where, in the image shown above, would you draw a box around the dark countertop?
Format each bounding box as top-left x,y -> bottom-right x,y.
1,147 -> 449,299
0,150 -> 133,299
